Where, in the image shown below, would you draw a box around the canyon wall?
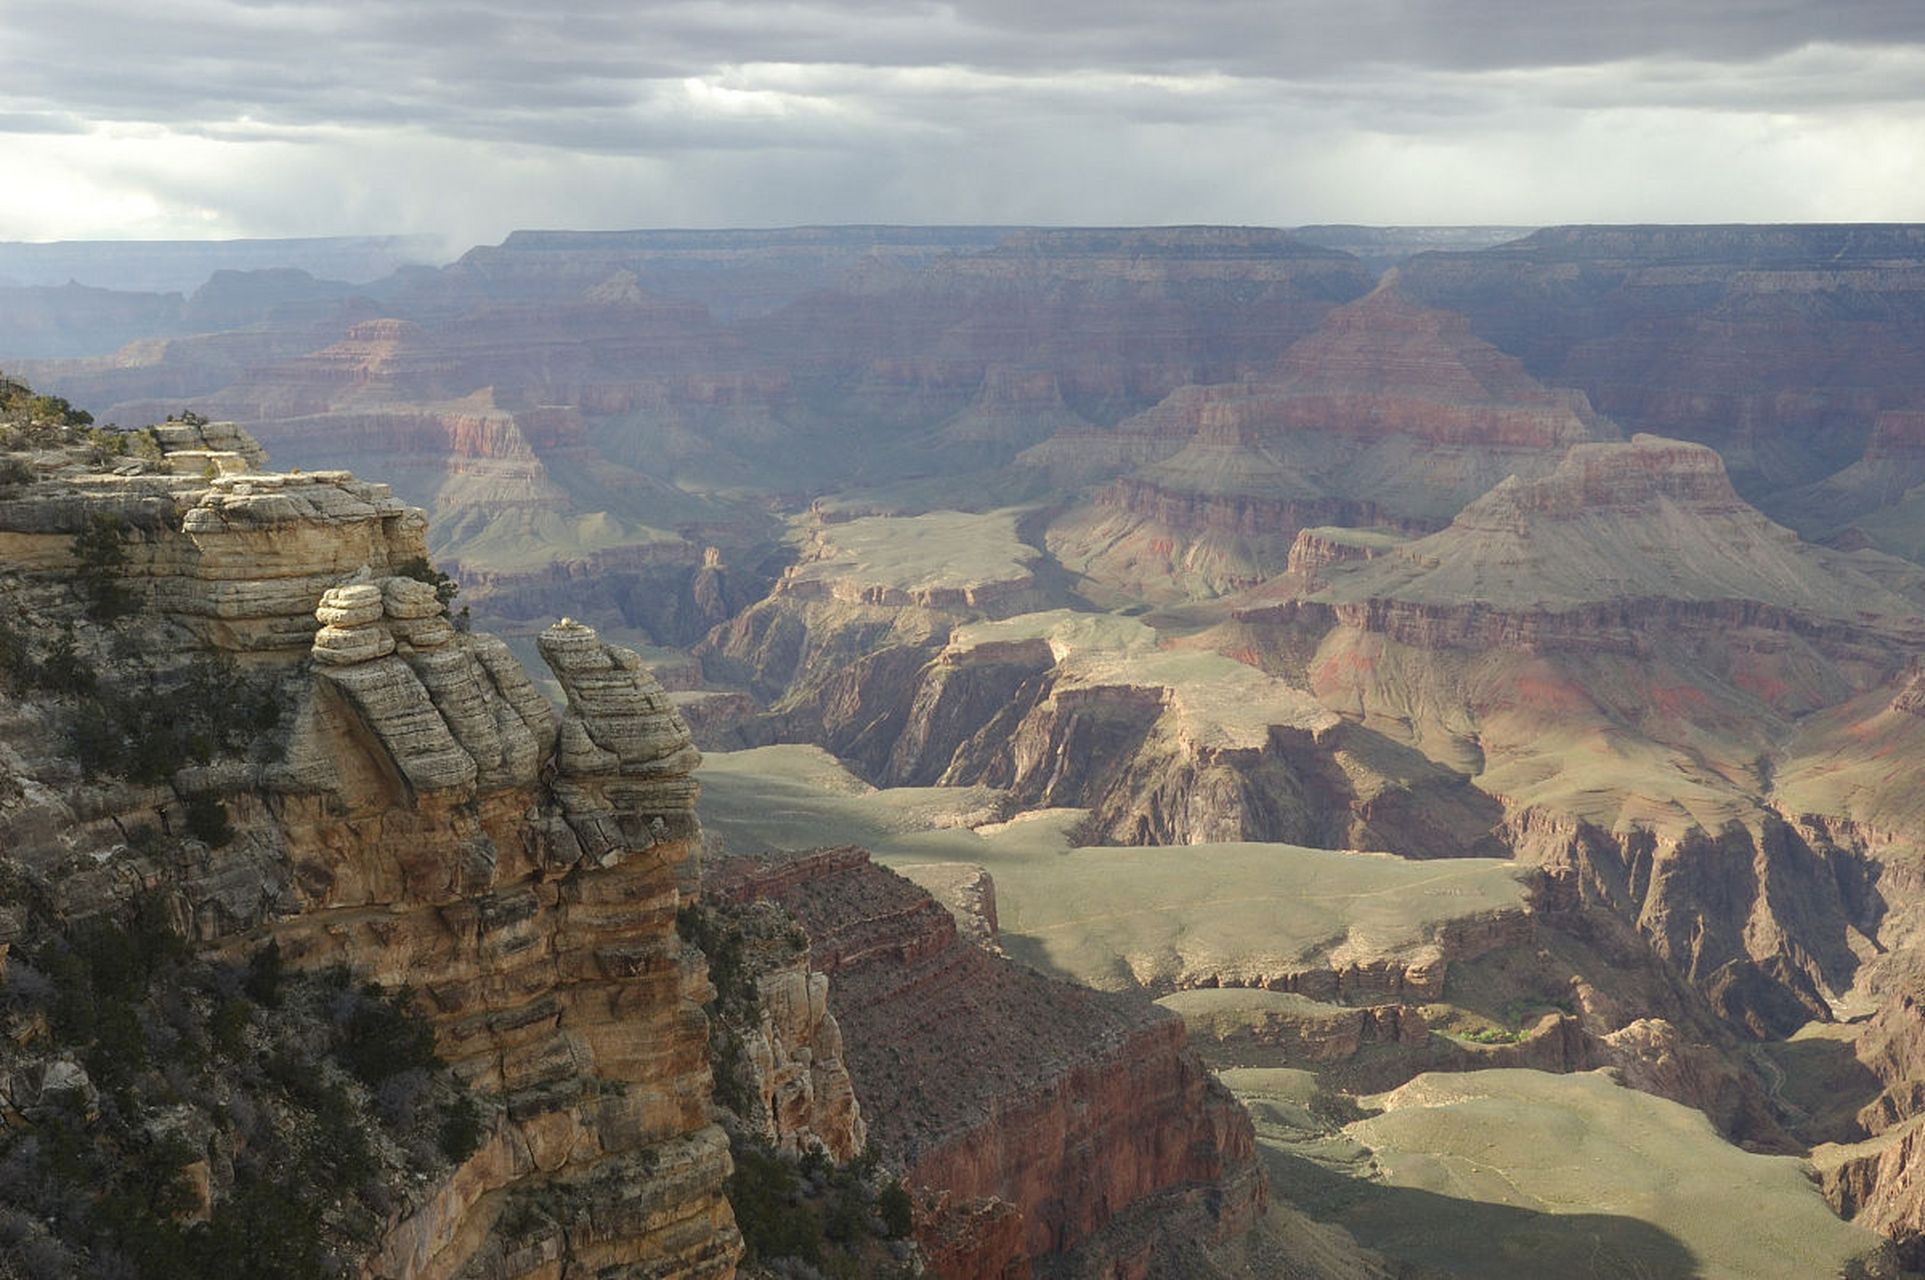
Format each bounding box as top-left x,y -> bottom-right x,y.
708,846 -> 1265,1278
0,425 -> 741,1277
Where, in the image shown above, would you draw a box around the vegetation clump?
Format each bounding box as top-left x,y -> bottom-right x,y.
0,897 -> 486,1280
395,556 -> 470,630
1456,1025 -> 1524,1045
725,1135 -> 916,1279
678,901 -> 917,1277
60,655 -> 284,786
71,513 -> 137,621
0,374 -> 94,451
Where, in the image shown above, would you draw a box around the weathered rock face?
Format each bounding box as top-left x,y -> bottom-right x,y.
0,421 -> 429,658
686,895 -> 868,1163
1818,1119 -> 1925,1269
735,953 -> 866,1161
740,226 -> 1375,442
249,611 -> 744,1280
703,596 -> 1507,857
0,280 -> 186,359
0,426 -> 742,1278
413,226 -> 1020,324
1770,409 -> 1925,560
1397,223 -> 1925,494
820,610 -> 1508,856
1036,286 -> 1610,599
1205,436 -> 1925,1036
281,615 -> 739,1270
1810,996 -> 1925,1268
1313,435 -> 1925,659
695,507 -> 1046,710
707,847 -> 1265,1278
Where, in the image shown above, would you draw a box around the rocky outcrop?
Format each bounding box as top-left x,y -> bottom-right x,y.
1315,435 -> 1925,656
734,953 -> 865,1161
708,847 -> 1265,1278
1500,808 -> 1881,1041
797,610 -> 1507,856
0,423 -> 426,656
690,895 -> 868,1162
772,510 -> 1046,615
696,508 -> 1046,714
267,611 -> 741,1280
1818,1118 -> 1925,1268
1282,526 -> 1405,590
0,424 -> 742,1278
1803,995 -> 1925,1266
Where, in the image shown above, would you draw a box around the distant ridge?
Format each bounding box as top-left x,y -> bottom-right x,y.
0,234 -> 449,293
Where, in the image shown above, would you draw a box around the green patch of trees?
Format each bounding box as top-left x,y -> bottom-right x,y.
0,909 -> 486,1278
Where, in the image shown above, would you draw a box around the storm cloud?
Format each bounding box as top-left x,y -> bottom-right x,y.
3,0 -> 1923,242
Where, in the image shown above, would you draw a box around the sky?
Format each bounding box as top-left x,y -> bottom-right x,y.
4,0 -> 1925,246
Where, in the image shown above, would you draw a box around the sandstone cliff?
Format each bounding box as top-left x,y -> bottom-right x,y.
857,610 -> 1505,855
0,417 -> 741,1277
1248,437 -> 1925,1038
708,846 -> 1265,1278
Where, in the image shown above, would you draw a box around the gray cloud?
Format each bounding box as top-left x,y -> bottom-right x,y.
2,0 -> 1923,240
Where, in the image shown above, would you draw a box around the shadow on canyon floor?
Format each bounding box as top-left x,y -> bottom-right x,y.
1759,1027 -> 1887,1142
1263,1148 -> 1701,1279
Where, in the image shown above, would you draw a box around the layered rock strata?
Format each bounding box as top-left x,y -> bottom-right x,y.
707,846 -> 1265,1278
697,897 -> 868,1161
234,611 -> 743,1280
0,426 -> 742,1278
1397,222 -> 1925,493
794,609 -> 1506,856
1035,286 -> 1609,599
1256,437 -> 1925,1035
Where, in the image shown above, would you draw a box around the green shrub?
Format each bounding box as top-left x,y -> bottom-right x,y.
336,986 -> 443,1085
394,556 -> 461,605
184,796 -> 234,848
36,627 -> 97,696
1458,1025 -> 1523,1045
877,1180 -> 913,1238
60,657 -> 284,783
243,940 -> 285,1008
210,998 -> 250,1058
438,1095 -> 484,1163
728,1143 -> 823,1266
1,916 -> 483,1279
83,427 -> 129,458
71,512 -> 135,621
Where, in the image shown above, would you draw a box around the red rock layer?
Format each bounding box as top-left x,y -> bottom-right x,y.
708,848 -> 1264,1277
745,226 -> 1374,423
1398,224 -> 1925,489
1033,288 -> 1607,596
